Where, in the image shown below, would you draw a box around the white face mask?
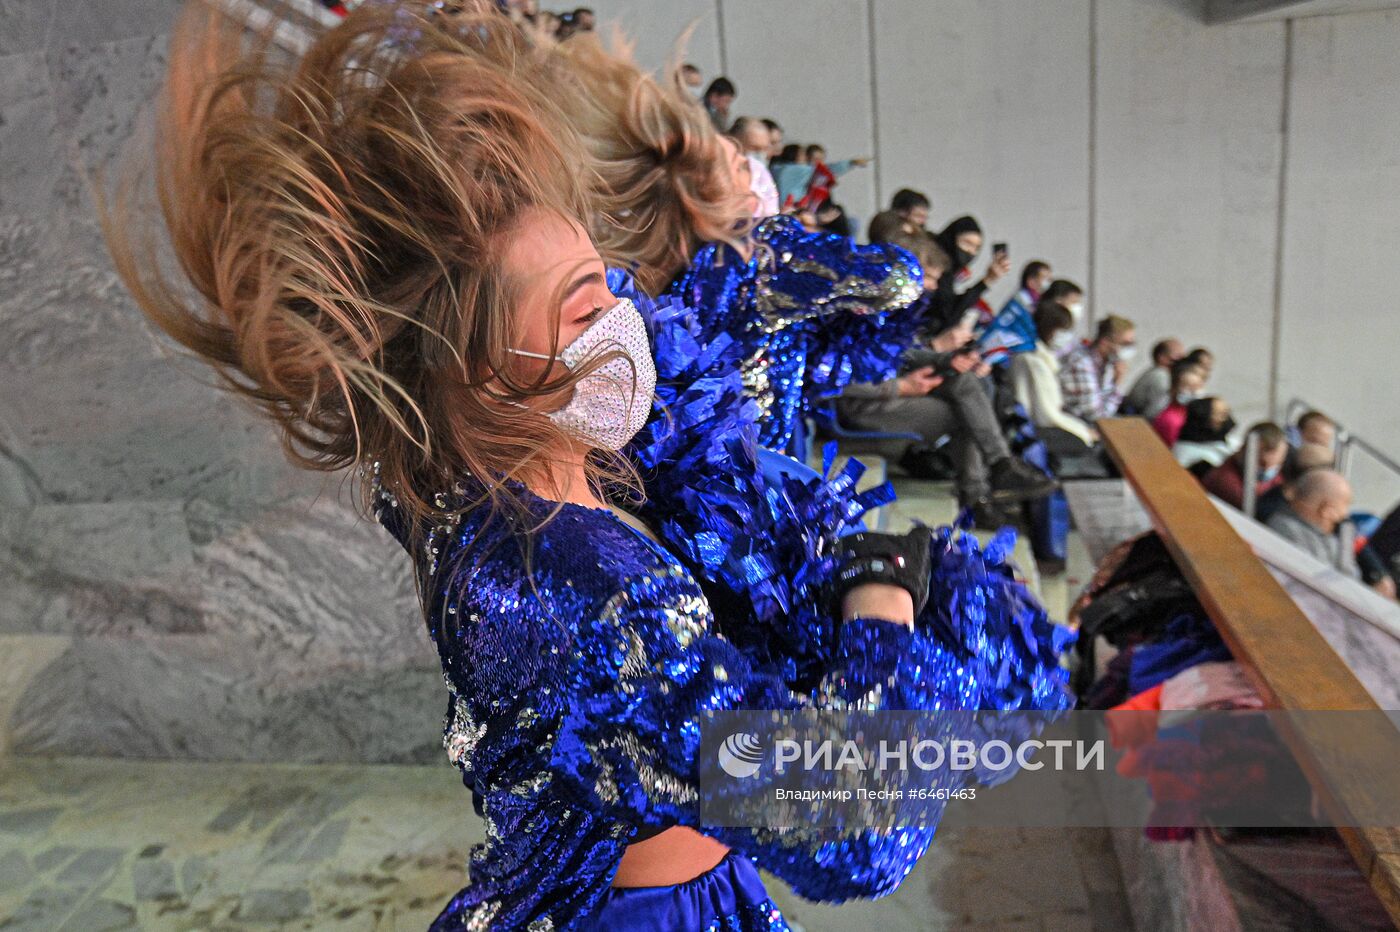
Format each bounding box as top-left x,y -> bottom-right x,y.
1050,330 -> 1077,354
1067,302 -> 1085,324
510,298 -> 657,451
1116,344 -> 1139,363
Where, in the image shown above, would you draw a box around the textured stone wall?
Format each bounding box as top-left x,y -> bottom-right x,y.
0,1 -> 443,763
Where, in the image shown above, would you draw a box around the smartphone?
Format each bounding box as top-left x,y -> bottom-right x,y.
992,242 -> 1009,256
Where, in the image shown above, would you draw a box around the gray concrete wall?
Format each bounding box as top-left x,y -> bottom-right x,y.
589,0 -> 1400,508
0,0 -> 443,764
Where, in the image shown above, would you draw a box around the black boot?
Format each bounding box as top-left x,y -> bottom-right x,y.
960,496 -> 1009,531
899,445 -> 957,481
988,457 -> 1058,503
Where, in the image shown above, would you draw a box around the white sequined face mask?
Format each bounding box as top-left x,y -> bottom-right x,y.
510,298 -> 657,451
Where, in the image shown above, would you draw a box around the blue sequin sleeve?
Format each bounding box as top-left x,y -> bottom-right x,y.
551,561 -> 985,902
746,215 -> 923,327
665,217 -> 929,452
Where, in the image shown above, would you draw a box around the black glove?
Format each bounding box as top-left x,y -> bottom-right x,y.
832,527 -> 933,619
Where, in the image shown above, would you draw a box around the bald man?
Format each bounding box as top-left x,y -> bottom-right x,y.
1255,442 -> 1336,524
1266,469 -> 1358,578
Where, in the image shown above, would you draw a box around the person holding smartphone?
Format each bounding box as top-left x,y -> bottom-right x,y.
923,215 -> 1010,334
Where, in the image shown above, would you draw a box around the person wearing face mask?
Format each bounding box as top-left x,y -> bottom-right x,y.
1170,397 -> 1237,471
728,116 -> 780,218
1201,422 -> 1288,511
1011,303 -> 1100,461
977,263 -> 1060,363
924,215 -> 1010,335
106,11 -> 1073,931
1266,470 -> 1363,581
1151,359 -> 1209,446
1059,315 -> 1135,423
837,234 -> 1058,527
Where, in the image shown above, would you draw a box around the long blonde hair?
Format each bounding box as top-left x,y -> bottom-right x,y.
546,30 -> 753,295
101,3 -> 626,538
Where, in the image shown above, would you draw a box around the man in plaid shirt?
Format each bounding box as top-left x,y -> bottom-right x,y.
1059,315 -> 1137,422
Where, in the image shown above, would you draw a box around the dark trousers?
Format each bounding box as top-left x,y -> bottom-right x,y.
837,373 -> 1010,500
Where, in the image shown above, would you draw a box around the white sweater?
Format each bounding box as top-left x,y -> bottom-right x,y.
1010,342 -> 1097,446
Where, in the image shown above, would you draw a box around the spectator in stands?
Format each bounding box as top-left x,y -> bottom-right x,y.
1041,279 -> 1087,340
1202,422 -> 1288,510
868,188 -> 933,244
796,144 -> 867,212
1060,315 -> 1136,422
837,355 -> 1056,531
1183,347 -> 1215,383
762,118 -> 783,158
978,261 -> 1053,361
1266,470 -> 1364,580
1124,338 -> 1185,417
1364,501 -> 1400,583
702,77 -> 736,132
1172,397 -> 1237,470
1257,442 -> 1335,524
1151,359 -> 1209,446
767,144 -> 868,213
1011,303 -> 1098,454
729,116 -> 779,216
814,201 -> 852,238
925,215 -> 1009,335
679,62 -> 703,94
1297,410 -> 1337,449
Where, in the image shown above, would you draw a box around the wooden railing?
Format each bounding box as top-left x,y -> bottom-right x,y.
1098,417 -> 1400,926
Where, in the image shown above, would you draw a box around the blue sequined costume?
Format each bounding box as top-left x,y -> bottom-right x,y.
665,215 -> 927,455
374,280 -> 1073,931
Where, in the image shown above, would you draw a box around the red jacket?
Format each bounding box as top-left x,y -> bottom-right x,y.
1153,403 -> 1187,446
1200,456 -> 1283,510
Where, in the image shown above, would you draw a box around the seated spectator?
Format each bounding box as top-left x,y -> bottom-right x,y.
797,144 -> 869,212
1171,397 -> 1236,470
1011,303 -> 1098,454
887,229 -> 949,295
1060,315 -> 1136,422
1265,470 -> 1373,588
770,144 -> 869,213
1183,346 -> 1215,382
977,261 -> 1054,362
814,201 -> 852,238
1364,500 -> 1400,583
703,77 -> 735,132
761,117 -> 783,158
836,237 -> 1055,527
679,62 -> 704,95
836,365 -> 1056,529
926,215 -> 1010,334
1256,442 -> 1335,524
1202,422 -> 1287,510
1297,409 -> 1338,449
1123,337 -> 1185,417
729,116 -> 779,217
1151,359 -> 1209,446
770,144 -> 806,202
868,188 -> 932,244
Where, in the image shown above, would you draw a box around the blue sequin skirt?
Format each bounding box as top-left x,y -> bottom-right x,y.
579,852 -> 791,931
